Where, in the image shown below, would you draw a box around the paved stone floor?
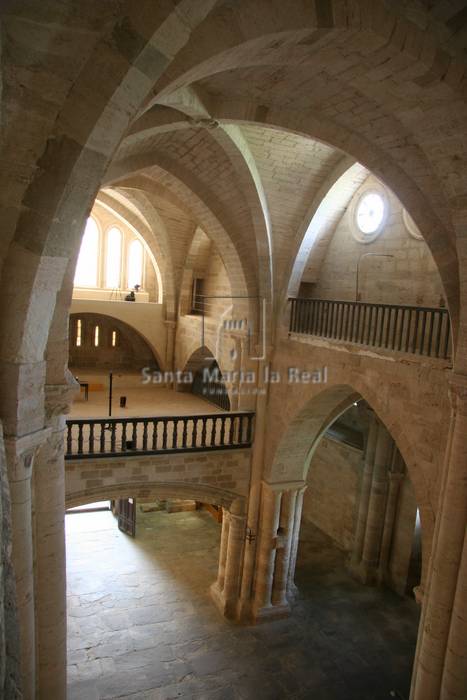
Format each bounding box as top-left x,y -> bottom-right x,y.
67,509 -> 419,700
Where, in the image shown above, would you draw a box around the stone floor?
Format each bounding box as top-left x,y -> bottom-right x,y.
66,509 -> 419,700
69,369 -> 222,419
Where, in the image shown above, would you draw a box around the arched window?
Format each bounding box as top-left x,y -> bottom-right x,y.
94,325 -> 100,347
127,239 -> 143,289
111,330 -> 117,347
74,218 -> 99,287
105,227 -> 122,288
76,319 -> 82,347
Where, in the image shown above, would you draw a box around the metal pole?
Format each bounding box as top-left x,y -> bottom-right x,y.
108,371 -> 113,417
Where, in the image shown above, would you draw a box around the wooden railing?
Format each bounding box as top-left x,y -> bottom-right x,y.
289,297 -> 452,360
65,412 -> 254,460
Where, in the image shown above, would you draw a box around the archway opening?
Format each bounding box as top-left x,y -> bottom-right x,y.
65,487 -> 246,698
294,398 -> 421,698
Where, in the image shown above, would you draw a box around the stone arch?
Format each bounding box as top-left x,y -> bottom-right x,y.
66,480 -> 244,512
179,344 -> 231,410
68,311 -> 163,372
268,382 -> 431,586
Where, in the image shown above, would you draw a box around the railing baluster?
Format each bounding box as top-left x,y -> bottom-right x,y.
152,419 -> 158,450
412,310 -> 420,354
121,421 -> 127,451
142,420 -> 148,450
172,418 -> 178,448
201,417 -> 207,447
110,422 -> 116,453
182,418 -> 188,448
435,310 -> 443,358
443,313 -> 451,360
67,423 -> 73,455
220,416 -> 226,446
192,417 -> 198,447
89,422 -> 94,454
77,424 -> 84,455
100,423 -> 105,453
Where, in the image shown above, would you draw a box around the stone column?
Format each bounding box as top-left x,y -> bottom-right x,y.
287,486 -> 306,597
350,408 -> 378,570
252,483 -> 282,616
4,428 -> 50,700
272,489 -> 298,607
238,346 -> 273,621
441,525 -> 467,698
164,320 -> 176,387
359,422 -> 393,584
379,472 -> 404,582
216,509 -> 230,591
34,381 -> 77,700
222,501 -> 246,618
411,374 -> 467,700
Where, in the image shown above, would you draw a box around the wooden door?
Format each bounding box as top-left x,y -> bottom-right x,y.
117,498 -> 136,537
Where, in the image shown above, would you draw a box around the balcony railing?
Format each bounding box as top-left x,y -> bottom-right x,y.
65,412 -> 254,460
289,297 -> 451,360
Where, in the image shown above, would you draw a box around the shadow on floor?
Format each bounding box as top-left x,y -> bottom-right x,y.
67,510 -> 418,700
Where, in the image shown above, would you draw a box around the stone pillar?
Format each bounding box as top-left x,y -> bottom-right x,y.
164,320 -> 176,387
34,381 -> 77,700
442,526 -> 467,698
210,500 -> 245,620
378,461 -> 404,585
222,502 -> 246,618
252,483 -> 282,616
238,346 -> 273,621
359,422 -> 393,584
411,374 -> 467,700
216,509 -> 230,591
4,428 -> 50,700
272,489 -> 297,607
350,408 -> 378,570
287,486 -> 306,597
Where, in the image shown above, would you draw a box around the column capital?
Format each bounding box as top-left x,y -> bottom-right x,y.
45,373 -> 79,420
262,479 -> 307,493
4,427 -> 52,480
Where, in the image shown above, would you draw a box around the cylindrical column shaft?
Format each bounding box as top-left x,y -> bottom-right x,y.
412,376 -> 467,700
253,486 -> 281,611
223,511 -> 245,617
34,418 -> 67,700
216,509 -> 230,591
288,487 -> 305,595
272,489 -> 297,606
9,472 -> 35,700
361,423 -> 393,580
351,410 -> 379,567
378,471 -> 404,583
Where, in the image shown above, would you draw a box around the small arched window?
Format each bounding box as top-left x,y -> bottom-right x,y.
74,218 -> 99,287
105,227 -> 122,288
94,325 -> 100,347
127,239 -> 143,289
111,330 -> 117,348
76,319 -> 82,347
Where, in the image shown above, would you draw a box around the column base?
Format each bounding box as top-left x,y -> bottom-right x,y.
210,582 -> 238,621
251,602 -> 291,624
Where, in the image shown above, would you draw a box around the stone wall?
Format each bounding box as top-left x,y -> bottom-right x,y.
69,313 -> 159,372
308,176 -> 445,308
303,435 -> 362,551
65,448 -> 252,508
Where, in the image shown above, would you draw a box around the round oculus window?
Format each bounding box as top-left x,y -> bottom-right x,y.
356,192 -> 386,235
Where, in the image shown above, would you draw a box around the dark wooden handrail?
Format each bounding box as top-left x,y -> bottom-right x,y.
289,297 -> 451,360
65,411 -> 254,460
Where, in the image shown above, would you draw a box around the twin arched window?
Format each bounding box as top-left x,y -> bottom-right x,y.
74,218 -> 144,290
